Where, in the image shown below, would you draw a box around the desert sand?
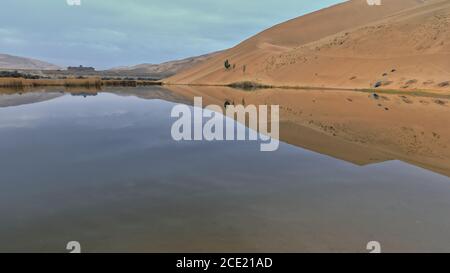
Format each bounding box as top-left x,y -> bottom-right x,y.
165,0 -> 450,93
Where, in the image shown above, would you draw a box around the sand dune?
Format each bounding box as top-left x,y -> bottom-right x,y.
108,51 -> 222,79
166,0 -> 450,93
0,54 -> 61,70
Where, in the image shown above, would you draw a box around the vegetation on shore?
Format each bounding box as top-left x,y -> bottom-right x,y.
0,77 -> 161,89
227,81 -> 273,90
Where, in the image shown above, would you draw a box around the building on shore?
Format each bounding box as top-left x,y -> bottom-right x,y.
67,65 -> 95,72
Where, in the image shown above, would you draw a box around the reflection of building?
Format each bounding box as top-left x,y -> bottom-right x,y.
67,65 -> 95,72
71,92 -> 98,98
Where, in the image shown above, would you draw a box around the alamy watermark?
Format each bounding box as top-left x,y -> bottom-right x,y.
366,0 -> 382,6
367,241 -> 382,253
64,240 -> 380,253
66,241 -> 81,253
171,97 -> 280,152
67,0 -> 81,6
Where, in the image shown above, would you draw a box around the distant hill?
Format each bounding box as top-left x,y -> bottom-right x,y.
0,54 -> 61,70
108,51 -> 222,79
166,0 -> 450,92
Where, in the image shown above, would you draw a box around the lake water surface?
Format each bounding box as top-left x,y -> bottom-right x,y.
0,87 -> 449,252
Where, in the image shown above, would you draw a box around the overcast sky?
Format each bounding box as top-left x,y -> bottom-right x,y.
0,0 -> 343,69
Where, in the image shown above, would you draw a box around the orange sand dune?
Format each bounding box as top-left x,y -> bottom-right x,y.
166,0 -> 450,93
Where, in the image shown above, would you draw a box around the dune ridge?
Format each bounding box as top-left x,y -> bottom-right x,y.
108,51 -> 222,79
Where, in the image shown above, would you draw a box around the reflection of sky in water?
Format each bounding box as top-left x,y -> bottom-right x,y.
0,92 -> 449,252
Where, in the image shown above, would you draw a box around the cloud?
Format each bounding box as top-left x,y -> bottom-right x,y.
0,28 -> 14,35
0,28 -> 26,46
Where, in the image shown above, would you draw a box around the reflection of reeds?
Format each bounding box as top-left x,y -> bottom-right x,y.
63,78 -> 102,89
103,80 -> 137,87
102,80 -> 161,87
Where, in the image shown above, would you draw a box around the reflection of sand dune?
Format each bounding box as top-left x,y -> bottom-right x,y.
166,0 -> 450,93
163,85 -> 450,177
279,121 -> 391,166
105,86 -> 191,105
2,86 -> 448,177
0,89 -> 64,107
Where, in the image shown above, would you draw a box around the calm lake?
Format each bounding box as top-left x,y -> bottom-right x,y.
0,86 -> 449,252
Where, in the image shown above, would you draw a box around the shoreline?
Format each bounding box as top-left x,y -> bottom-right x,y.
160,81 -> 450,98
0,77 -> 162,89
1,77 -> 449,98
